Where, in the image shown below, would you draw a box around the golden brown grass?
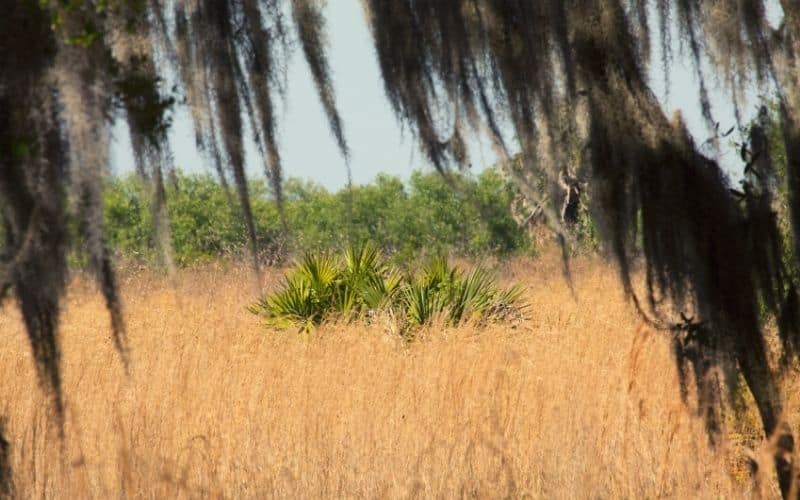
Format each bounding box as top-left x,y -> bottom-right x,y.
0,253 -> 785,498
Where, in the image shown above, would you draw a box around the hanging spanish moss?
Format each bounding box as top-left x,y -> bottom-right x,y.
3,0 -> 800,496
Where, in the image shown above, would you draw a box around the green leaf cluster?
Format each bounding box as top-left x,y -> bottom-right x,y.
249,241 -> 525,334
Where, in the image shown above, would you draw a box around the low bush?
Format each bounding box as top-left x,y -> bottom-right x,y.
248,242 -> 525,334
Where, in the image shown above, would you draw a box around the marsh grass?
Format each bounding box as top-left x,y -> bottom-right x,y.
0,253 -> 785,498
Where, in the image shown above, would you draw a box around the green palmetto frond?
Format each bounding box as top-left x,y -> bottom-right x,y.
331,282 -> 359,320
293,252 -> 339,291
404,258 -> 526,328
419,255 -> 455,290
250,244 -> 525,333
491,285 -> 526,316
447,266 -> 497,324
361,267 -> 404,310
401,279 -> 447,328
248,276 -> 322,332
343,240 -> 384,278
340,241 -> 387,309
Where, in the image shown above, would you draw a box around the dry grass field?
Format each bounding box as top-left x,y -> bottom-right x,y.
0,252 -> 791,498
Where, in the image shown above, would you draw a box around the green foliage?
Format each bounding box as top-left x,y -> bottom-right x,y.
252,252 -> 340,331
167,174 -> 277,264
103,174 -> 152,259
249,242 -> 525,334
103,172 -> 282,265
403,256 -> 524,328
103,168 -> 533,266
249,242 -> 386,331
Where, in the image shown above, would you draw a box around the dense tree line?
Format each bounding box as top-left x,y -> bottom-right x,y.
102,168 -> 532,266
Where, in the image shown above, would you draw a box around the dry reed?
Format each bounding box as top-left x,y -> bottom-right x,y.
0,254 -> 777,498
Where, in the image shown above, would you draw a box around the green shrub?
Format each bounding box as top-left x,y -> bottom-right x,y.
249,242 -> 526,334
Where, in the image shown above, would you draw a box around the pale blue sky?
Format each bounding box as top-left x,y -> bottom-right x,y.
110,1 -> 779,190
